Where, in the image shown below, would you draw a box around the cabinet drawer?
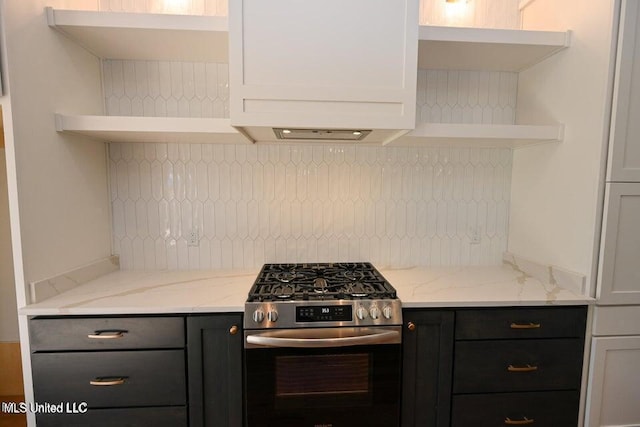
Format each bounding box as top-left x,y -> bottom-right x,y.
451,391 -> 580,427
453,339 -> 584,393
36,406 -> 187,427
32,350 -> 186,407
456,307 -> 587,340
30,317 -> 184,351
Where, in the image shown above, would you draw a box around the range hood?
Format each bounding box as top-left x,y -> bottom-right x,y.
228,0 -> 419,144
274,128 -> 372,141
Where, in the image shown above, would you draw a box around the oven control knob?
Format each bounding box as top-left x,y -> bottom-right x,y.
267,310 -> 278,323
252,308 -> 265,324
356,305 -> 369,320
382,305 -> 393,319
369,306 -> 381,320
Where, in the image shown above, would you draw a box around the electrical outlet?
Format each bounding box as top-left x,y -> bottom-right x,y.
470,227 -> 481,245
188,228 -> 200,247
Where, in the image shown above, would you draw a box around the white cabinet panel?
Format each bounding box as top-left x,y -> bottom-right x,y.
608,0 -> 640,181
586,337 -> 640,427
597,183 -> 640,305
593,306 -> 640,336
229,0 -> 419,141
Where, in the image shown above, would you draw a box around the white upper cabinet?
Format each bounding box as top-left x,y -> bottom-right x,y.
228,0 -> 419,144
607,0 -> 640,182
597,183 -> 640,305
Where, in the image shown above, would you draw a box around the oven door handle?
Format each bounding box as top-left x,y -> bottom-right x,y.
246,328 -> 400,348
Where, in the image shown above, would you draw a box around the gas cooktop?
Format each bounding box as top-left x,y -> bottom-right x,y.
245,263 -> 402,329
247,262 -> 397,302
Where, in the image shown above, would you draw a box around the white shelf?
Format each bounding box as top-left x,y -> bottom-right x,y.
46,8 -> 228,62
418,26 -> 570,71
54,115 -> 252,144
395,123 -> 564,147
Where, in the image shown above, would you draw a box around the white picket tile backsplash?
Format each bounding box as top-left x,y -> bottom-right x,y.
416,70 -> 517,125
103,60 -> 229,117
103,61 -> 517,126
110,144 -> 512,269
103,59 -> 517,269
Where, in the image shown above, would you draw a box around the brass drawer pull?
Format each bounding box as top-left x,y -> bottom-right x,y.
229,325 -> 239,335
87,330 -> 127,339
504,417 -> 535,425
510,322 -> 541,329
89,377 -> 127,386
407,322 -> 416,331
507,364 -> 538,373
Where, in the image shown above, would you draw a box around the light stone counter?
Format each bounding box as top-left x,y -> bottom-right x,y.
380,264 -> 592,308
20,255 -> 592,316
21,269 -> 259,315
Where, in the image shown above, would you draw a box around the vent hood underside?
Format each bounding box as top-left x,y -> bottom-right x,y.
236,126 -> 409,145
273,128 -> 371,141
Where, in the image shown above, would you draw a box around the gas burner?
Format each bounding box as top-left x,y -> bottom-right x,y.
274,271 -> 303,283
341,270 -> 365,281
272,284 -> 295,299
313,277 -> 328,294
345,282 -> 374,297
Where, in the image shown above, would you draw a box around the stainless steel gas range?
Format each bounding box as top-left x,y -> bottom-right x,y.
243,262 -> 403,427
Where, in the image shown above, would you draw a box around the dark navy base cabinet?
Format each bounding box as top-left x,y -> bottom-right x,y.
401,310 -> 455,427
187,314 -> 243,427
400,306 -> 587,427
30,314 -> 244,427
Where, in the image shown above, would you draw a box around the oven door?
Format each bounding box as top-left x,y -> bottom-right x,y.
244,327 -> 402,427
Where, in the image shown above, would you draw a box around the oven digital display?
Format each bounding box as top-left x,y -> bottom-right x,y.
296,306 -> 353,322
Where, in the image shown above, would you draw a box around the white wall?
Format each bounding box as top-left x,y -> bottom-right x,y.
0,1 -> 112,421
3,0 -> 111,288
98,0 -> 228,15
420,0 -> 520,29
96,0 -> 519,27
508,0 -> 618,291
0,149 -> 17,342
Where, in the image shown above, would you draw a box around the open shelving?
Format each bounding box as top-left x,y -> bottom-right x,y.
418,25 -> 571,71
46,7 -> 228,62
46,8 -> 570,146
54,115 -> 251,144
395,123 -> 564,148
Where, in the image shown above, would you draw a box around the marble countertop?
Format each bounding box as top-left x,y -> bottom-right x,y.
21,269 -> 259,315
20,260 -> 593,316
381,264 -> 591,307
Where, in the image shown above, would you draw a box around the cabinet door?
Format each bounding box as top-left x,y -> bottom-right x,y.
597,183 -> 640,304
401,310 -> 454,427
586,336 -> 640,427
608,0 -> 640,181
187,314 -> 243,427
229,0 -> 418,131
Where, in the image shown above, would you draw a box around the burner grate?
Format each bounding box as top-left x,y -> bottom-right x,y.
247,262 -> 397,302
